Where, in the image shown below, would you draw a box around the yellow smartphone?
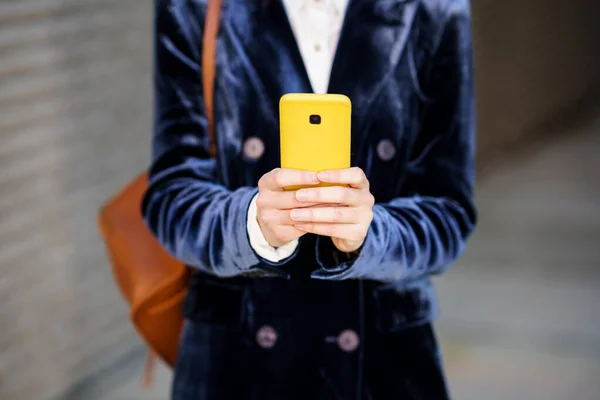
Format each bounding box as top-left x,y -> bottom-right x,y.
279,93 -> 351,189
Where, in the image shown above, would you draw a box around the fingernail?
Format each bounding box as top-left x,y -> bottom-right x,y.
317,171 -> 330,181
295,224 -> 307,231
290,209 -> 303,220
296,190 -> 309,201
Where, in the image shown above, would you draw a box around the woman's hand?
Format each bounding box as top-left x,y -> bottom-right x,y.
256,168 -> 322,248
290,167 -> 374,253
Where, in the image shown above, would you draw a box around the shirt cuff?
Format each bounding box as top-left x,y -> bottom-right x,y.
247,194 -> 299,263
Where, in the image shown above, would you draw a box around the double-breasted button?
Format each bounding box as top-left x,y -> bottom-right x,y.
256,325 -> 278,349
243,137 -> 265,160
376,138 -> 396,161
337,329 -> 360,352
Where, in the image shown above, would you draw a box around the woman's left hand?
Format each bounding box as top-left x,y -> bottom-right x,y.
291,167 -> 374,253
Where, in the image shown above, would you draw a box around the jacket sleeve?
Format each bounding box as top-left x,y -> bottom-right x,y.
312,3 -> 477,282
141,1 -> 293,277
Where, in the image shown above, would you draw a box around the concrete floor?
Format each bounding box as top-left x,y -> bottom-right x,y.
95,119 -> 600,400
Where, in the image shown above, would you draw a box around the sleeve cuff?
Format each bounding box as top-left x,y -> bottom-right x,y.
311,207 -> 387,280
310,236 -> 362,279
247,193 -> 299,263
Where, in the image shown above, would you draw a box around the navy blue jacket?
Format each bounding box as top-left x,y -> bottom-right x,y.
142,0 -> 476,398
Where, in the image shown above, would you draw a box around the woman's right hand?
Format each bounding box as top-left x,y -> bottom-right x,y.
256,168 -> 321,248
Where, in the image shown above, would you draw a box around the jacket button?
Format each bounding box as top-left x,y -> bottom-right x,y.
256,325 -> 278,349
376,138 -> 396,161
243,137 -> 265,160
337,329 -> 360,352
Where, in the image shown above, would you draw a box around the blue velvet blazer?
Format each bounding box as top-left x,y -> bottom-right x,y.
143,0 -> 476,398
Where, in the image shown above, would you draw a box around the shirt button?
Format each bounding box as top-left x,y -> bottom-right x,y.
314,43 -> 322,53
376,138 -> 396,161
256,325 -> 278,349
337,329 -> 360,352
243,136 -> 265,160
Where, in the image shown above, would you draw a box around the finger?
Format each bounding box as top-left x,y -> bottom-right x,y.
317,167 -> 369,189
290,207 -> 360,224
304,203 -> 345,208
294,222 -> 361,240
258,168 -> 319,191
257,209 -> 297,226
257,191 -> 322,210
262,225 -> 308,247
296,186 -> 362,206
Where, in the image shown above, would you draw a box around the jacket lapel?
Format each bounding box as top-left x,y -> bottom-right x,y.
328,0 -> 420,139
227,0 -> 312,128
260,0 -> 314,95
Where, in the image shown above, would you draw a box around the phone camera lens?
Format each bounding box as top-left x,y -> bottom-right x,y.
309,114 -> 321,125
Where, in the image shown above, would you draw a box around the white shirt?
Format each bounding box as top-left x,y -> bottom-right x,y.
283,0 -> 348,94
247,0 -> 349,262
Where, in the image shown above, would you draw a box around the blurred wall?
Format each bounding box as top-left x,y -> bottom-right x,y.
0,0 -> 598,399
0,1 -> 153,399
472,0 -> 600,159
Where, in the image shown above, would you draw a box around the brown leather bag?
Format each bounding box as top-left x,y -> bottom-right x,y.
96,0 -> 222,371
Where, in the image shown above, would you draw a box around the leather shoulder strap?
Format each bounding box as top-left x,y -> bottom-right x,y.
202,0 -> 222,157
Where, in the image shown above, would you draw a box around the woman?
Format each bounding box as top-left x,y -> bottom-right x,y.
143,0 -> 476,398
